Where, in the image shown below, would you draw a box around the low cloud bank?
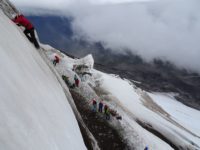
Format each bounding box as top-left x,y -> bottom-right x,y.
11,0 -> 200,73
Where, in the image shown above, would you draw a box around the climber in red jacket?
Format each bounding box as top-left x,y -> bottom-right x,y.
12,14 -> 40,49
53,55 -> 60,66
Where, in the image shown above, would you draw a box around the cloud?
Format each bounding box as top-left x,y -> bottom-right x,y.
10,0 -> 200,73
11,0 -> 148,9
10,0 -> 72,9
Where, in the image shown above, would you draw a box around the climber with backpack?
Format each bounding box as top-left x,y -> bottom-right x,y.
53,55 -> 60,66
12,13 -> 40,49
104,105 -> 110,120
74,74 -> 80,87
62,75 -> 75,89
98,100 -> 104,113
90,99 -> 97,112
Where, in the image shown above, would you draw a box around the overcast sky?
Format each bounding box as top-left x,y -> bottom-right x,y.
10,0 -> 200,73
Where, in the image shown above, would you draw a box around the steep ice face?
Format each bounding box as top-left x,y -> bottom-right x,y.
0,9 -> 86,150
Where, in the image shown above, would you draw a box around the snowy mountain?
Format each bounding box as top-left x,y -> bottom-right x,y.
1,1 -> 200,150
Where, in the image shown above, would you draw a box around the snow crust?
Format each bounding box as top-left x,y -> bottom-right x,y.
0,10 -> 86,150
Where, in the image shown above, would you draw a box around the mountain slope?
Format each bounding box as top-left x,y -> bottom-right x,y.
27,15 -> 200,110
0,7 -> 86,150
43,46 -> 200,149
1,1 -> 200,149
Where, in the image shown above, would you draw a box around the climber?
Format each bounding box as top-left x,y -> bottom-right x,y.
62,75 -> 75,89
53,55 -> 60,66
91,99 -> 97,112
104,105 -> 110,120
98,100 -> 104,113
74,74 -> 80,87
104,104 -> 108,113
62,75 -> 70,86
12,13 -> 40,49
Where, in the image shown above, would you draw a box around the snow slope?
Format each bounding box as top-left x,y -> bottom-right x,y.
0,10 -> 86,150
98,72 -> 200,149
149,93 -> 200,137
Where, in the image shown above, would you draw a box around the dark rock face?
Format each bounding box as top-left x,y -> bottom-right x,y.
28,15 -> 200,110
71,91 -> 129,150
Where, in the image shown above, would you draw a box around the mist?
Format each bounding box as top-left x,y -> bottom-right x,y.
10,0 -> 200,73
